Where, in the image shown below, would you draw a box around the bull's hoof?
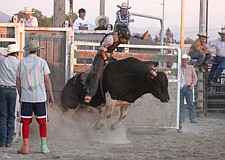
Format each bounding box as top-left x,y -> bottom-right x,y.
98,109 -> 102,115
86,108 -> 94,114
94,122 -> 104,130
111,122 -> 121,131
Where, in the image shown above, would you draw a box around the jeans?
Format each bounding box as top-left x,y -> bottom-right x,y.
208,56 -> 225,83
0,87 -> 17,146
179,86 -> 196,125
86,52 -> 105,97
189,52 -> 205,66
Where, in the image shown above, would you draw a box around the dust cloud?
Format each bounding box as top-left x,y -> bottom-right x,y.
45,105 -> 130,145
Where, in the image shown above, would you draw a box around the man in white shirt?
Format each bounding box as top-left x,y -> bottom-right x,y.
21,6 -> 38,27
207,28 -> 225,84
73,8 -> 89,30
0,44 -> 21,147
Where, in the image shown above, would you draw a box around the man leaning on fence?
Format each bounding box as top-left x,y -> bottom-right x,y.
0,44 -> 21,147
21,6 -> 38,27
178,54 -> 198,133
207,28 -> 225,85
189,32 -> 211,72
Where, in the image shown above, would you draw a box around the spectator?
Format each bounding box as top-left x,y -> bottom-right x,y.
94,15 -> 109,30
165,56 -> 176,80
207,28 -> 225,84
21,6 -> 38,27
189,32 -> 211,72
84,28 -> 131,103
115,2 -> 146,36
114,2 -> 148,52
73,8 -> 89,30
178,54 -> 198,133
11,13 -> 21,23
0,44 -> 21,147
16,40 -> 54,154
115,2 -> 134,31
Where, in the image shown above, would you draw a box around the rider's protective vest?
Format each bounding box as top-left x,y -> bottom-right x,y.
100,34 -> 120,53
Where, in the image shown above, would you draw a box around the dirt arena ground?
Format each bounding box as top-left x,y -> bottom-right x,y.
0,107 -> 225,160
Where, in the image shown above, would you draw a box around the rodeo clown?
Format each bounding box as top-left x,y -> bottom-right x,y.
16,40 -> 54,154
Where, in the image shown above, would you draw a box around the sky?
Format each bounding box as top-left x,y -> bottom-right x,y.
1,0 -> 225,40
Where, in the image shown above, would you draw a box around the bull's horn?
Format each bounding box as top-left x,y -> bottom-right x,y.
164,70 -> 172,75
150,70 -> 157,77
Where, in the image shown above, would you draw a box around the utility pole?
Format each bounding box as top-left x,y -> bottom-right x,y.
53,0 -> 66,27
197,0 -> 207,117
69,0 -> 73,27
180,0 -> 185,52
99,0 -> 105,15
199,0 -> 206,32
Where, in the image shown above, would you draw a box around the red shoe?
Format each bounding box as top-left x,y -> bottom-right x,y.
17,146 -> 29,154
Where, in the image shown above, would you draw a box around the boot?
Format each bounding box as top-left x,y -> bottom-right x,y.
84,96 -> 92,103
17,138 -> 29,154
41,137 -> 50,154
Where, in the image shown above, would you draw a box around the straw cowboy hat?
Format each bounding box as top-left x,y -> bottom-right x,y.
3,44 -> 22,55
22,6 -> 34,14
24,40 -> 45,51
197,32 -> 209,38
218,28 -> 225,35
95,15 -> 109,26
117,2 -> 131,9
182,54 -> 191,59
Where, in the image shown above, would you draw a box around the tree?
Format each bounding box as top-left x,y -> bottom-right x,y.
184,37 -> 194,44
65,12 -> 78,27
32,9 -> 52,27
154,35 -> 160,43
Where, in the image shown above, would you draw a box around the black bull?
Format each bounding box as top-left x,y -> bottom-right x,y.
61,57 -> 170,129
61,58 -> 170,130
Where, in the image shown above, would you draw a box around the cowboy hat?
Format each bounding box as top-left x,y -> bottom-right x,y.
218,28 -> 225,35
181,54 -> 190,59
24,40 -> 45,51
22,6 -> 34,14
4,44 -> 23,55
117,2 -> 131,9
95,15 -> 109,26
197,32 -> 209,38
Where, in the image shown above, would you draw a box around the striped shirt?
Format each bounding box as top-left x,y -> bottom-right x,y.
16,54 -> 50,102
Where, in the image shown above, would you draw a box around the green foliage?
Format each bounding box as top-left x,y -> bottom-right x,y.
154,35 -> 160,42
32,9 -> 53,27
65,12 -> 78,26
184,37 -> 194,44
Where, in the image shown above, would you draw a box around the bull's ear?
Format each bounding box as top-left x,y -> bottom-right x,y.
150,70 -> 157,77
164,70 -> 172,75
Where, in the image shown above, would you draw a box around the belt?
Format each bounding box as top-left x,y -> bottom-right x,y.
0,85 -> 16,89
